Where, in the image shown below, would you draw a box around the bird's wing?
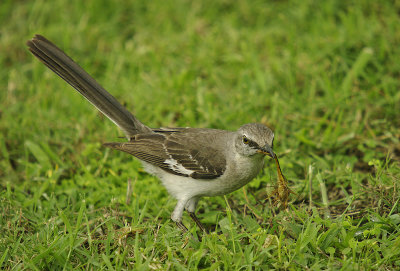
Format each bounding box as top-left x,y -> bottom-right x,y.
104,129 -> 227,179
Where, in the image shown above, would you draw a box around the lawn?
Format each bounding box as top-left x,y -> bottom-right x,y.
1,0 -> 399,270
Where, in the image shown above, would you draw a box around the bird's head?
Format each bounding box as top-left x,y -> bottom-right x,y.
235,123 -> 275,158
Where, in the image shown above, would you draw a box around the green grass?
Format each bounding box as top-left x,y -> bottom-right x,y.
1,0 -> 400,269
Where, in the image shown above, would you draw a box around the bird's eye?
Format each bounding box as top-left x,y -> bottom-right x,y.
243,136 -> 249,144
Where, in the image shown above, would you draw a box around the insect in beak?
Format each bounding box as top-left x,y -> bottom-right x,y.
257,144 -> 275,158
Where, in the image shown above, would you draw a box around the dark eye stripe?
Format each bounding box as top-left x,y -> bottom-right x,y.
247,139 -> 259,149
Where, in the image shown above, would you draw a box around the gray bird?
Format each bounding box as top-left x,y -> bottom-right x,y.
27,35 -> 275,232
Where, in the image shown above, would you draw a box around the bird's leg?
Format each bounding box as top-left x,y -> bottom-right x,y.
185,197 -> 208,234
188,212 -> 208,234
176,221 -> 188,232
172,199 -> 190,233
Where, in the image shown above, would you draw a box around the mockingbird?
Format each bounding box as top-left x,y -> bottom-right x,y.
27,35 -> 275,233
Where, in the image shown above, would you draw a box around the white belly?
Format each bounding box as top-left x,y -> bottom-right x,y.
141,153 -> 265,201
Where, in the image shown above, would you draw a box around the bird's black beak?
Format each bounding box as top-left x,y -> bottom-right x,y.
257,144 -> 275,158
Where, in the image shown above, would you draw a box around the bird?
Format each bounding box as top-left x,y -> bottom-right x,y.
26,34 -> 275,233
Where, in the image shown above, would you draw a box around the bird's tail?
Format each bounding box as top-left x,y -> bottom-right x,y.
27,34 -> 152,137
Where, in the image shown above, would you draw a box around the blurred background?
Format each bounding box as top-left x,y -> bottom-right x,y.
0,0 -> 399,269
2,0 -> 398,181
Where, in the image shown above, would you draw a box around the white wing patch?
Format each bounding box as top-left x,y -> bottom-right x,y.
164,158 -> 195,176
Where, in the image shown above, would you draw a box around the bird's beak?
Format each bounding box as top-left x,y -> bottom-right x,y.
257,144 -> 275,158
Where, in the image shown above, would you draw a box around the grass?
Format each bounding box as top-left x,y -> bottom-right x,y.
1,0 -> 400,269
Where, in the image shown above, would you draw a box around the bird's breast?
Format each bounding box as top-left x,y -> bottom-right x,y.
209,154 -> 265,195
